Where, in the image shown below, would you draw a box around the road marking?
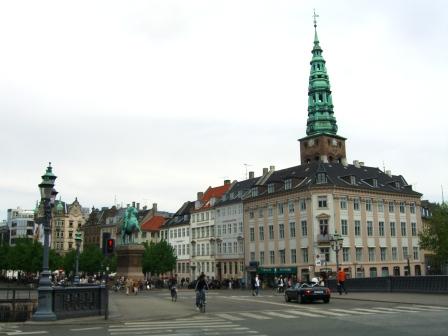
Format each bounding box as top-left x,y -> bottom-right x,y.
395,306 -> 445,312
123,319 -> 225,325
373,307 -> 419,313
352,308 -> 397,314
238,312 -> 271,319
70,327 -> 103,331
329,308 -> 373,315
214,313 -> 244,320
263,311 -> 296,318
284,309 -> 321,317
414,305 -> 448,310
7,332 -> 48,336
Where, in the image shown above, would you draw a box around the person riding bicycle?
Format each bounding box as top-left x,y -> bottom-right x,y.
195,272 -> 209,310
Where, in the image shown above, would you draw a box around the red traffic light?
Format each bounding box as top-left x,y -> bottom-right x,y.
106,239 -> 115,253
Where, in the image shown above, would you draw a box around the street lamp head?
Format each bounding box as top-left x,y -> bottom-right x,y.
39,163 -> 57,200
75,230 -> 83,246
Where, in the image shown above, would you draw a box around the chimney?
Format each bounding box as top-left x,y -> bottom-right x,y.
263,167 -> 268,175
353,160 -> 360,168
136,203 -> 140,210
386,170 -> 392,177
341,158 -> 348,166
143,205 -> 147,211
126,204 -> 130,208
321,155 -> 329,163
359,162 -> 364,167
132,201 -> 136,208
270,165 -> 275,171
152,203 -> 157,214
249,171 -> 255,179
197,192 -> 204,201
224,179 -> 231,185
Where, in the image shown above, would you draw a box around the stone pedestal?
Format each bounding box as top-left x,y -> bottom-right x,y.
116,244 -> 145,281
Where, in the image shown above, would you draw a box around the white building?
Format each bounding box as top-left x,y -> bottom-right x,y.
7,207 -> 36,245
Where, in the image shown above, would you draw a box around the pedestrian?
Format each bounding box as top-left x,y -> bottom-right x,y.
125,278 -> 131,295
133,279 -> 138,295
337,268 -> 347,295
254,274 -> 260,296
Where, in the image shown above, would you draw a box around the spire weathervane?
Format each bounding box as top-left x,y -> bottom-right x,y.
313,9 -> 319,28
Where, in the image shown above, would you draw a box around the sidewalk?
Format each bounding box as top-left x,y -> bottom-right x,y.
332,291 -> 448,306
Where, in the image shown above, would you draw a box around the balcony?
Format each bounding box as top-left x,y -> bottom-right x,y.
317,234 -> 331,243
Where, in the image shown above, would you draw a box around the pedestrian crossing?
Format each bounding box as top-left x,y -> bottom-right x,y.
108,316 -> 266,336
207,304 -> 448,321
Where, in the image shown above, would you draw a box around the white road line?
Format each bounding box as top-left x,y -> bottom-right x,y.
352,308 -> 396,314
395,306 -> 444,312
284,309 -> 321,318
70,327 -> 103,331
263,311 -> 296,318
414,305 -> 448,310
123,319 -> 225,325
329,308 -> 373,315
373,307 -> 419,313
110,323 -> 234,332
238,312 -> 271,320
7,332 -> 48,336
214,313 -> 244,320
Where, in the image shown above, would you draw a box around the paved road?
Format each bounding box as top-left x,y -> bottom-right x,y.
2,289 -> 448,336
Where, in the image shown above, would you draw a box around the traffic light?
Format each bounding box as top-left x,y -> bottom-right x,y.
106,239 -> 115,254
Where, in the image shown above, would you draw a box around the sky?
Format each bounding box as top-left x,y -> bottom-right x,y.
1,0 -> 447,220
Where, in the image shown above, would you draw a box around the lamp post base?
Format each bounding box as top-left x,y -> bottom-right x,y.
32,287 -> 57,321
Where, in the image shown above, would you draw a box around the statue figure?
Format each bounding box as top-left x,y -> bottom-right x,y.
120,206 -> 141,244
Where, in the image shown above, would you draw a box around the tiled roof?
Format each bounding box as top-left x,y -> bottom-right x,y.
164,201 -> 194,227
141,216 -> 167,232
195,184 -> 232,211
216,177 -> 260,206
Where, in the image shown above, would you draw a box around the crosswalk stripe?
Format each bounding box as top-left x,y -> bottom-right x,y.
123,319 -> 225,325
329,308 -> 373,315
7,332 -> 48,336
352,308 -> 396,314
109,324 -> 235,335
263,311 -> 296,318
373,307 -> 419,313
238,312 -> 271,319
414,305 -> 448,310
284,309 -> 321,317
214,313 -> 244,320
395,306 -> 444,312
299,307 -> 348,317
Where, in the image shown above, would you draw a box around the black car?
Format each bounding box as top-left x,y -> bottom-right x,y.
284,282 -> 331,304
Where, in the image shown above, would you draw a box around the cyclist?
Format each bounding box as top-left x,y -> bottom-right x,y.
195,272 -> 209,310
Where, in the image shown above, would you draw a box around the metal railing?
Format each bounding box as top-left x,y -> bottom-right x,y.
0,288 -> 37,322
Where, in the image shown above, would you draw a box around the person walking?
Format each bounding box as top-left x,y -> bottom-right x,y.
337,268 -> 347,295
254,274 -> 260,296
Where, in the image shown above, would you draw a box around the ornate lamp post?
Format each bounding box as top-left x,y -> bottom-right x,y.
33,163 -> 58,321
74,230 -> 83,284
329,231 -> 344,276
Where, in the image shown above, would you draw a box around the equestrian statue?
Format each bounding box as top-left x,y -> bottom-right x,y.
120,206 -> 141,244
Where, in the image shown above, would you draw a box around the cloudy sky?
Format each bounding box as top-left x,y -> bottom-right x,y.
1,0 -> 447,220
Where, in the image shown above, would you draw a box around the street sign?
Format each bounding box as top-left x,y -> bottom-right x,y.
315,259 -> 322,266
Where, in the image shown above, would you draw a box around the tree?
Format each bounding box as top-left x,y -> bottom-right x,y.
79,244 -> 104,274
420,203 -> 448,265
62,249 -> 77,275
0,242 -> 11,271
142,240 -> 177,276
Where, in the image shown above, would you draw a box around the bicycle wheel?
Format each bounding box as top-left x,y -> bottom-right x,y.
174,292 -> 177,302
200,301 -> 206,313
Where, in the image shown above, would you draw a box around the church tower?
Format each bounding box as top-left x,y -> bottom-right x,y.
299,12 -> 347,164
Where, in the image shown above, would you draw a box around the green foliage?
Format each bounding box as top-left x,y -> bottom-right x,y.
62,249 -> 77,275
9,238 -> 43,273
419,203 -> 448,262
103,254 -> 117,273
79,244 -> 104,274
49,249 -> 64,271
0,243 -> 10,270
142,240 -> 177,275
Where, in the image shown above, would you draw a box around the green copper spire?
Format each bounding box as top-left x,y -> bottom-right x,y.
306,11 -> 338,136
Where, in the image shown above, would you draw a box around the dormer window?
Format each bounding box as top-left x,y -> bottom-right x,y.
238,190 -> 242,198
230,192 -> 235,200
267,183 -> 275,194
395,181 -> 400,189
350,176 -> 356,185
251,187 -> 258,197
372,179 -> 378,187
285,179 -> 292,190
316,173 -> 327,184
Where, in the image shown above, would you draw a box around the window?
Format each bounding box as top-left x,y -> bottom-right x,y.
368,247 -> 375,261
291,249 -> 297,263
317,173 -> 327,184
233,242 -> 237,253
239,222 -> 243,233
354,220 -> 361,236
391,247 -> 397,261
279,224 -> 285,239
399,202 -> 405,214
300,199 -> 306,211
249,211 -> 254,219
217,242 -> 222,254
301,220 -> 307,236
342,247 -> 350,262
356,247 -> 363,262
341,219 -> 348,236
268,183 -> 275,193
320,247 -> 330,262
270,250 -> 275,264
285,179 -> 292,190
400,222 -> 407,236
413,246 -> 419,260
258,226 -> 264,240
353,198 -> 360,211
249,227 -> 255,241
340,197 -> 347,210
301,248 -> 309,263
389,202 -> 395,213
410,203 -> 416,214
367,221 -> 373,236
411,222 -> 417,236
366,199 -> 372,212
379,221 -> 385,236
258,208 -> 263,218
381,267 -> 389,277
288,201 -> 295,213
370,267 -> 378,278
380,247 -> 387,261
251,187 -> 258,197
278,203 -> 284,215
289,222 -> 296,238
390,222 -> 396,237
280,250 -> 286,264
350,176 -> 356,185
372,179 -> 378,187
269,225 -> 274,240
268,207 -> 273,217
250,252 -> 255,261
319,219 -> 328,235
260,251 -> 265,265
402,246 -> 409,260
378,201 -> 384,212
318,196 -> 327,208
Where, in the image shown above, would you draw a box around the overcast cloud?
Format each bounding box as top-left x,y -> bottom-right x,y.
1,0 -> 447,220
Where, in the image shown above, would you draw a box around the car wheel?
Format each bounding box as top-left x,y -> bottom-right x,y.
323,298 -> 330,304
284,293 -> 291,302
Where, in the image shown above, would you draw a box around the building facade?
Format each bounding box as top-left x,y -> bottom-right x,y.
7,207 -> 36,245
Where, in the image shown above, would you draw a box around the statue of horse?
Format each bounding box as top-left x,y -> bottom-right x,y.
120,206 -> 141,244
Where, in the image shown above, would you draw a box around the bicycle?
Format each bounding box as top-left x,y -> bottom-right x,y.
170,286 -> 177,302
272,285 -> 285,295
196,289 -> 206,313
